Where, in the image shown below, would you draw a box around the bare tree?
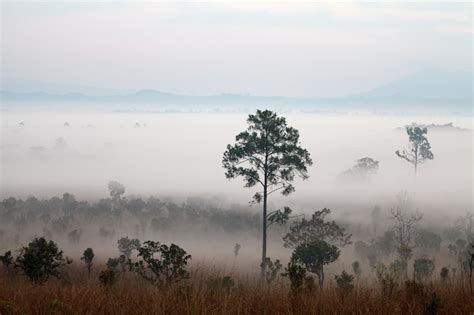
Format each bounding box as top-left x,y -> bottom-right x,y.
390,205 -> 423,279
390,207 -> 423,250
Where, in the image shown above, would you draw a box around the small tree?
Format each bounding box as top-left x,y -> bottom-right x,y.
290,240 -> 340,288
108,181 -> 125,200
129,241 -> 191,287
395,126 -> 434,177
117,236 -> 141,259
15,237 -> 71,284
0,250 -> 14,273
234,243 -> 241,257
440,267 -> 449,282
81,248 -> 94,276
223,110 -> 312,280
413,257 -> 435,282
335,270 -> 354,294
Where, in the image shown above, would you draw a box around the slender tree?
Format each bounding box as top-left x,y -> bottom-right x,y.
223,110 -> 312,279
395,127 -> 433,177
81,248 -> 95,276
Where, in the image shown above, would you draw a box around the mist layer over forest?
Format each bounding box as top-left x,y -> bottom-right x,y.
1,106 -> 472,208
1,105 -> 472,259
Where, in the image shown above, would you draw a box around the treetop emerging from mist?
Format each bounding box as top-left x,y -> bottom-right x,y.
222,109 -> 312,200
396,127 -> 433,176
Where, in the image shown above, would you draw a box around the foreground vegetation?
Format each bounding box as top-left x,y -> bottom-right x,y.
1,264 -> 473,314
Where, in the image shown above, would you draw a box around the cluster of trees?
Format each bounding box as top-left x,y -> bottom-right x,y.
0,191 -> 263,247
222,110 -> 435,281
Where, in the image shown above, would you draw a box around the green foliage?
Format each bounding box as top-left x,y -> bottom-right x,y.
335,270 -> 354,294
222,109 -> 312,279
81,248 -> 94,275
106,255 -> 128,273
106,257 -> 120,270
129,241 -> 191,287
222,109 -> 312,202
15,237 -> 71,284
290,240 -> 340,287
267,207 -> 293,227
261,257 -> 282,284
282,261 -> 307,292
413,257 -> 435,282
284,208 -> 351,248
117,236 -> 141,259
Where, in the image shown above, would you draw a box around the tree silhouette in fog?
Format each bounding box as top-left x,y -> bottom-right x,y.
396,127 -> 433,177
222,109 -> 312,280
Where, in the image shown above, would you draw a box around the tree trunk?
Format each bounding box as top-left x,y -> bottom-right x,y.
261,173 -> 268,281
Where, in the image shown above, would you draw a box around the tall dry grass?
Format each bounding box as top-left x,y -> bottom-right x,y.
0,264 -> 472,314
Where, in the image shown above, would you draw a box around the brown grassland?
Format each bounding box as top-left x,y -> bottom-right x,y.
0,264 -> 473,315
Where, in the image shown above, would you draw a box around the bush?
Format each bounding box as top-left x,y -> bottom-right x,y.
0,250 -> 14,272
129,241 -> 191,287
15,237 -> 71,284
99,269 -> 117,287
282,262 -> 316,293
335,270 -> 354,294
261,257 -> 282,284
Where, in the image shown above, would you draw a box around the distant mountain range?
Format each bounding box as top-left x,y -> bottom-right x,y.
1,69 -> 472,113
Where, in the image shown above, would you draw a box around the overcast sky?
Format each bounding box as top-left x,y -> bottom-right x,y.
1,1 -> 472,97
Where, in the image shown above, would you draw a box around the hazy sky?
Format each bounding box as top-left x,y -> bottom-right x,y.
1,1 -> 472,97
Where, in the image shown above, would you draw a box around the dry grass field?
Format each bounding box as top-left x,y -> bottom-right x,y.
0,264 -> 473,315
